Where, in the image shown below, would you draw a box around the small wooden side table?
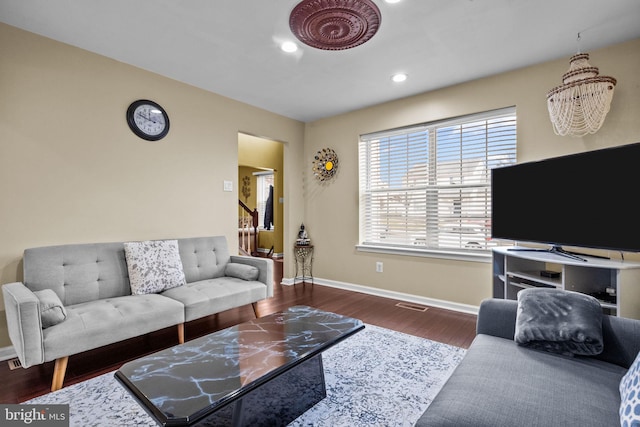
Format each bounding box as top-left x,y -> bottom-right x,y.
294,245 -> 314,284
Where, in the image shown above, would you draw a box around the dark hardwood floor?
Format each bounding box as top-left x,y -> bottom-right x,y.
1,259 -> 477,404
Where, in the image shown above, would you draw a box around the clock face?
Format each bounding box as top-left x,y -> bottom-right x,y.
126,100 -> 170,141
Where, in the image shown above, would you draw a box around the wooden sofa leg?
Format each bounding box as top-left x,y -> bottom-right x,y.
51,356 -> 69,392
252,302 -> 260,318
178,323 -> 185,344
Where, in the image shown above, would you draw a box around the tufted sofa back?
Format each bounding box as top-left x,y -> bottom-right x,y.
177,236 -> 231,283
22,236 -> 232,306
23,242 -> 130,306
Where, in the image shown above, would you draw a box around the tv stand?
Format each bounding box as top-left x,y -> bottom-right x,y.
507,245 -> 592,262
493,247 -> 640,319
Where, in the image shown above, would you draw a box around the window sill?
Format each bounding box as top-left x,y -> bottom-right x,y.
355,244 -> 492,263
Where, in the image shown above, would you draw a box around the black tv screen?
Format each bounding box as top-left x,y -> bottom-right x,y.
491,142 -> 640,253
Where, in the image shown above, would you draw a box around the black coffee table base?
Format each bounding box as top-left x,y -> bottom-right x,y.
201,355 -> 325,427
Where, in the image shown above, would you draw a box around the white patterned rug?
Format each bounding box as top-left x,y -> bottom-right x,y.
26,324 -> 466,426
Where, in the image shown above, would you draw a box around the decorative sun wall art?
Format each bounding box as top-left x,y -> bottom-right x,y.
312,148 -> 339,182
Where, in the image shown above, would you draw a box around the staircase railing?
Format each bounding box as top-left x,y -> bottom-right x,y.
239,200 -> 259,256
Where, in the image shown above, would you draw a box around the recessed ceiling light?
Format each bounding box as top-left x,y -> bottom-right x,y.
392,73 -> 408,83
281,41 -> 298,53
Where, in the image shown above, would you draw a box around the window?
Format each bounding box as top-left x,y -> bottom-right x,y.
358,107 -> 516,257
255,171 -> 275,230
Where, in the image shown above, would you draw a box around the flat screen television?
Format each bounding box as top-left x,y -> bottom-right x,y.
491,142 -> 640,259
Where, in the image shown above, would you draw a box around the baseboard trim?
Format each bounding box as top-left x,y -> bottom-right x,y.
0,345 -> 17,362
281,276 -> 479,315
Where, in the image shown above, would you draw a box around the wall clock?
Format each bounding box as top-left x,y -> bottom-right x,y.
126,99 -> 170,141
312,148 -> 339,181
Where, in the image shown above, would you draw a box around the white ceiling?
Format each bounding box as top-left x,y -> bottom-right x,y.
1,0 -> 639,122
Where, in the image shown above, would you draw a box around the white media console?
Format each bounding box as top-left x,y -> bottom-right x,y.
492,247 -> 640,319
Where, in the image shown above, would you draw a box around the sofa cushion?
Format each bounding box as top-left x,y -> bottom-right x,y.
416,334 -> 626,427
41,294 -> 185,363
225,263 -> 259,281
162,277 -> 267,322
620,351 -> 640,426
34,289 -> 67,329
515,288 -> 603,356
124,240 -> 186,295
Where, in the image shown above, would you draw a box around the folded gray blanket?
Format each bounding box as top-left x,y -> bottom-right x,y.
514,288 -> 603,356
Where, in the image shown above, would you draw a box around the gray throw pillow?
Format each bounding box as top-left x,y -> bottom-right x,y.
225,263 -> 259,281
514,288 -> 603,356
34,289 -> 67,329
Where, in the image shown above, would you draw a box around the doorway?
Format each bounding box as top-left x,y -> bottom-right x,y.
237,133 -> 284,258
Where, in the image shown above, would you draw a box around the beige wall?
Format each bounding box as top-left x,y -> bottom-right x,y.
1,20 -> 638,349
303,38 -> 640,307
0,23 -> 305,346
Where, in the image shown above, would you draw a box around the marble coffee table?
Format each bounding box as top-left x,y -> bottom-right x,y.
115,305 -> 364,426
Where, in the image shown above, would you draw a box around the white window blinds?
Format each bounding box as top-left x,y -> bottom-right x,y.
359,107 -> 517,253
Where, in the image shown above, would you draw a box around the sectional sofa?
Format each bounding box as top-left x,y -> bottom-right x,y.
416,296 -> 640,426
2,236 -> 273,392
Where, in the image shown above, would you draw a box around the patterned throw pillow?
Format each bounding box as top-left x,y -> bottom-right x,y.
124,240 -> 186,295
620,350 -> 640,427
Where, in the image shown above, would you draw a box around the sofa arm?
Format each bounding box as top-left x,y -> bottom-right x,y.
476,298 -> 518,340
229,256 -> 274,298
597,315 -> 640,369
2,282 -> 45,368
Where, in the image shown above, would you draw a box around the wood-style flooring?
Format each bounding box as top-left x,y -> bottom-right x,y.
0,259 -> 477,404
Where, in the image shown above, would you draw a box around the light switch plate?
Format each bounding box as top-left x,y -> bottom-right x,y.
223,180 -> 233,192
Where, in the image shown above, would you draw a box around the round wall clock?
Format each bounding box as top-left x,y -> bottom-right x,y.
126,99 -> 170,141
312,148 -> 339,181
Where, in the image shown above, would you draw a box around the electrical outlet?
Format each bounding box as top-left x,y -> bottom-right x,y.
376,262 -> 383,273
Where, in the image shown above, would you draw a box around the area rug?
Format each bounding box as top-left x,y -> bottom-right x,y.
26,324 -> 466,426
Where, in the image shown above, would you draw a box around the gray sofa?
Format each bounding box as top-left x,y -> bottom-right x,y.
417,298 -> 640,426
2,236 -> 273,392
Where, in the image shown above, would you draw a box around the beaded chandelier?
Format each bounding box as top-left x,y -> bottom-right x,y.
546,53 -> 617,137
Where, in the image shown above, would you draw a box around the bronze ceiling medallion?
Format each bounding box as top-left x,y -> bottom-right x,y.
289,0 -> 382,51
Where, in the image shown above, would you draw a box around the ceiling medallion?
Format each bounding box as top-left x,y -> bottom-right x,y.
289,0 -> 381,51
